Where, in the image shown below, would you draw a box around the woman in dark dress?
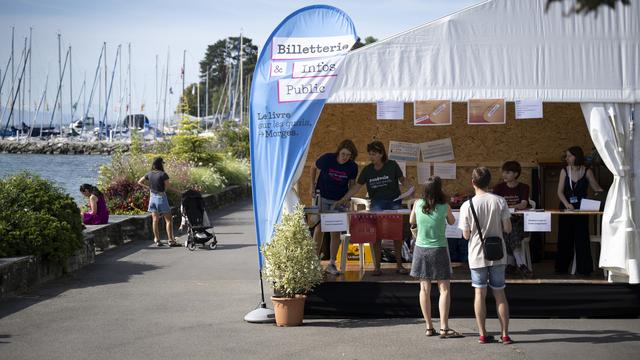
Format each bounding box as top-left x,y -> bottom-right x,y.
555,146 -> 604,275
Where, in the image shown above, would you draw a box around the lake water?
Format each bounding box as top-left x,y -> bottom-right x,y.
0,154 -> 111,204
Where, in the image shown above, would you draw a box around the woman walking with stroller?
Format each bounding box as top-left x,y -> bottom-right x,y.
410,176 -> 463,339
138,157 -> 177,247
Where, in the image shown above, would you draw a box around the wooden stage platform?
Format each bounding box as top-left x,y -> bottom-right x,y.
305,260 -> 640,319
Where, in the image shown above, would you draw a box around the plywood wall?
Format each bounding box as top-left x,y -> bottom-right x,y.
297,102 -> 594,204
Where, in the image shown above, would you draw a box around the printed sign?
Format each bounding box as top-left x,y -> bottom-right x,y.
468,99 -> 506,125
433,162 -> 456,180
515,99 -> 543,119
320,212 -> 349,232
377,101 -> 404,120
271,35 -> 354,60
414,100 -> 451,126
420,138 -> 455,162
446,212 -> 463,238
524,211 -> 551,232
277,76 -> 337,102
417,162 -> 431,185
388,141 -> 420,162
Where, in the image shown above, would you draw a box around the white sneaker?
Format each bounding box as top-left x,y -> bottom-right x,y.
325,263 -> 341,275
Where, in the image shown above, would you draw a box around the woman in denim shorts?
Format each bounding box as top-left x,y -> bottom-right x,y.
138,157 -> 176,246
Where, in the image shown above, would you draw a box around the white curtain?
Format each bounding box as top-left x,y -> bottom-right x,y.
581,103 -> 639,284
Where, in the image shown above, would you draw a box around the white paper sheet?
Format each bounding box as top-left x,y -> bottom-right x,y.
417,162 -> 431,184
396,160 -> 406,177
433,162 -> 456,180
320,213 -> 349,232
446,212 -> 463,238
388,141 -> 420,162
580,198 -> 601,211
376,101 -> 404,120
420,138 -> 455,162
393,186 -> 414,201
515,99 -> 543,119
524,212 -> 552,232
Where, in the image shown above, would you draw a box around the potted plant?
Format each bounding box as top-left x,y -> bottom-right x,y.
261,204 -> 324,326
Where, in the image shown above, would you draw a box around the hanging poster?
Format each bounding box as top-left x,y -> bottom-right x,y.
468,99 -> 506,125
376,101 -> 404,120
417,162 -> 431,185
414,100 -> 452,126
396,160 -> 407,177
433,162 -> 456,180
420,138 -> 455,162
515,99 -> 543,119
388,141 -> 420,162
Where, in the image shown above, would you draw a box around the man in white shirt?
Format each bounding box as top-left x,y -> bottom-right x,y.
459,167 -> 513,345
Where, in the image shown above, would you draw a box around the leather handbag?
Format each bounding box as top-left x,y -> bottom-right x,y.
469,197 -> 504,261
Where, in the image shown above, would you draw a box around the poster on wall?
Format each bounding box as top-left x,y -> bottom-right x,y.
417,162 -> 431,185
376,101 -> 404,120
396,160 -> 407,177
420,138 -> 455,162
468,99 -> 506,125
414,100 -> 451,126
515,99 -> 543,119
433,162 -> 456,180
388,141 -> 420,162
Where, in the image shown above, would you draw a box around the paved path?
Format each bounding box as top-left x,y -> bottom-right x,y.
1,199 -> 639,360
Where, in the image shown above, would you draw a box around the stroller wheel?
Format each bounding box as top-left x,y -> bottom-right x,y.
187,242 -> 197,251
208,237 -> 218,250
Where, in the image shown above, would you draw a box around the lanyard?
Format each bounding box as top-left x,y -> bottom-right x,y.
567,166 -> 574,193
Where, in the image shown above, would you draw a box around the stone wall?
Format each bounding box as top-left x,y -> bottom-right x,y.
0,184 -> 251,298
0,140 -> 153,155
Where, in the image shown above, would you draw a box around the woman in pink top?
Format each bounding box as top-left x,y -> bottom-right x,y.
80,184 -> 109,225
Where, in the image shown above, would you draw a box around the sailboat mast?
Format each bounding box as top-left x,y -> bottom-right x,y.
28,27 -> 32,121
155,54 -> 158,126
239,32 -> 243,123
69,46 -> 73,121
103,42 -> 108,128
57,32 -> 63,135
162,48 -> 169,136
182,49 -> 186,113
10,26 -> 14,127
128,43 -> 132,129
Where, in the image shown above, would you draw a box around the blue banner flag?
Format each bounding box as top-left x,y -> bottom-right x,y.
249,5 -> 357,268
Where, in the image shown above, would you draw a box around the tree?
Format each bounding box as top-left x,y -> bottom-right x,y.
545,0 -> 630,14
351,36 -> 378,51
179,37 -> 258,117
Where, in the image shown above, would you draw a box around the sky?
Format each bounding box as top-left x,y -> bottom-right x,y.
0,0 -> 479,122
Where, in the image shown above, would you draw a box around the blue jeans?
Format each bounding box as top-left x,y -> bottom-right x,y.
148,192 -> 171,214
370,199 -> 402,211
470,265 -> 506,289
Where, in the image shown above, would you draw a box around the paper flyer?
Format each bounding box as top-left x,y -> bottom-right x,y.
388,141 -> 420,162
433,162 -> 456,180
376,101 -> 404,120
396,160 -> 407,177
417,162 -> 431,185
468,99 -> 506,125
393,186 -> 415,202
414,100 -> 452,126
515,99 -> 543,119
420,138 -> 455,162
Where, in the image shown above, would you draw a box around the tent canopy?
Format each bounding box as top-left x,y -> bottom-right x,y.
328,0 -> 639,103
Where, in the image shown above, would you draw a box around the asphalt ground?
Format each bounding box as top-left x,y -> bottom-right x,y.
1,199 -> 639,360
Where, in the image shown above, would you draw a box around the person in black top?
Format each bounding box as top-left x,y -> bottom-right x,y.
138,157 -> 177,247
556,146 -> 604,275
310,139 -> 359,275
334,141 -> 408,276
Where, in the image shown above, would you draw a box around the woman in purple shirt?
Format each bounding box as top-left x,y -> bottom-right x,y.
80,184 -> 109,225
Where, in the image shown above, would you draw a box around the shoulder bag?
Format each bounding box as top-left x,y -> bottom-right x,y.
469,197 -> 504,261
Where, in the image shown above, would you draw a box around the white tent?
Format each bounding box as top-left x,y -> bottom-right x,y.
328,0 -> 640,283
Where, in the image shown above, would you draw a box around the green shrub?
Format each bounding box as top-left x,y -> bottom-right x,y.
0,172 -> 84,266
215,156 -> 250,186
189,167 -> 226,195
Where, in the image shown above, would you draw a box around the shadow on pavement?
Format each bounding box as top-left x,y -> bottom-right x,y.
511,329 -> 640,344
0,334 -> 11,344
303,318 -> 424,328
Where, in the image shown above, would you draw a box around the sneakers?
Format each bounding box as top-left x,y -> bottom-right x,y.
325,263 -> 341,275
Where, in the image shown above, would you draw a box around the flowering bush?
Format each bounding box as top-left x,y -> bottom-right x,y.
215,155 -> 250,186
104,179 -> 149,215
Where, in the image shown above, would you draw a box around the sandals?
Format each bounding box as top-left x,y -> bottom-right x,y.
500,336 -> 514,345
396,267 -> 409,275
168,239 -> 179,247
425,328 -> 436,337
440,329 -> 464,339
478,335 -> 495,344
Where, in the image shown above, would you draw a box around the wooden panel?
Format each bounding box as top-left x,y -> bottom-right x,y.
299,102 -> 594,204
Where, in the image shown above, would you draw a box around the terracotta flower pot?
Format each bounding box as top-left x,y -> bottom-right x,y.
271,294 -> 306,327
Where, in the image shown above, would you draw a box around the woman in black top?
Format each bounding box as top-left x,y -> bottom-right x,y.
138,157 -> 176,247
556,146 -> 603,275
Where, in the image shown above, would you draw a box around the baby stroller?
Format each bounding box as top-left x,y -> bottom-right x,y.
180,189 -> 217,251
